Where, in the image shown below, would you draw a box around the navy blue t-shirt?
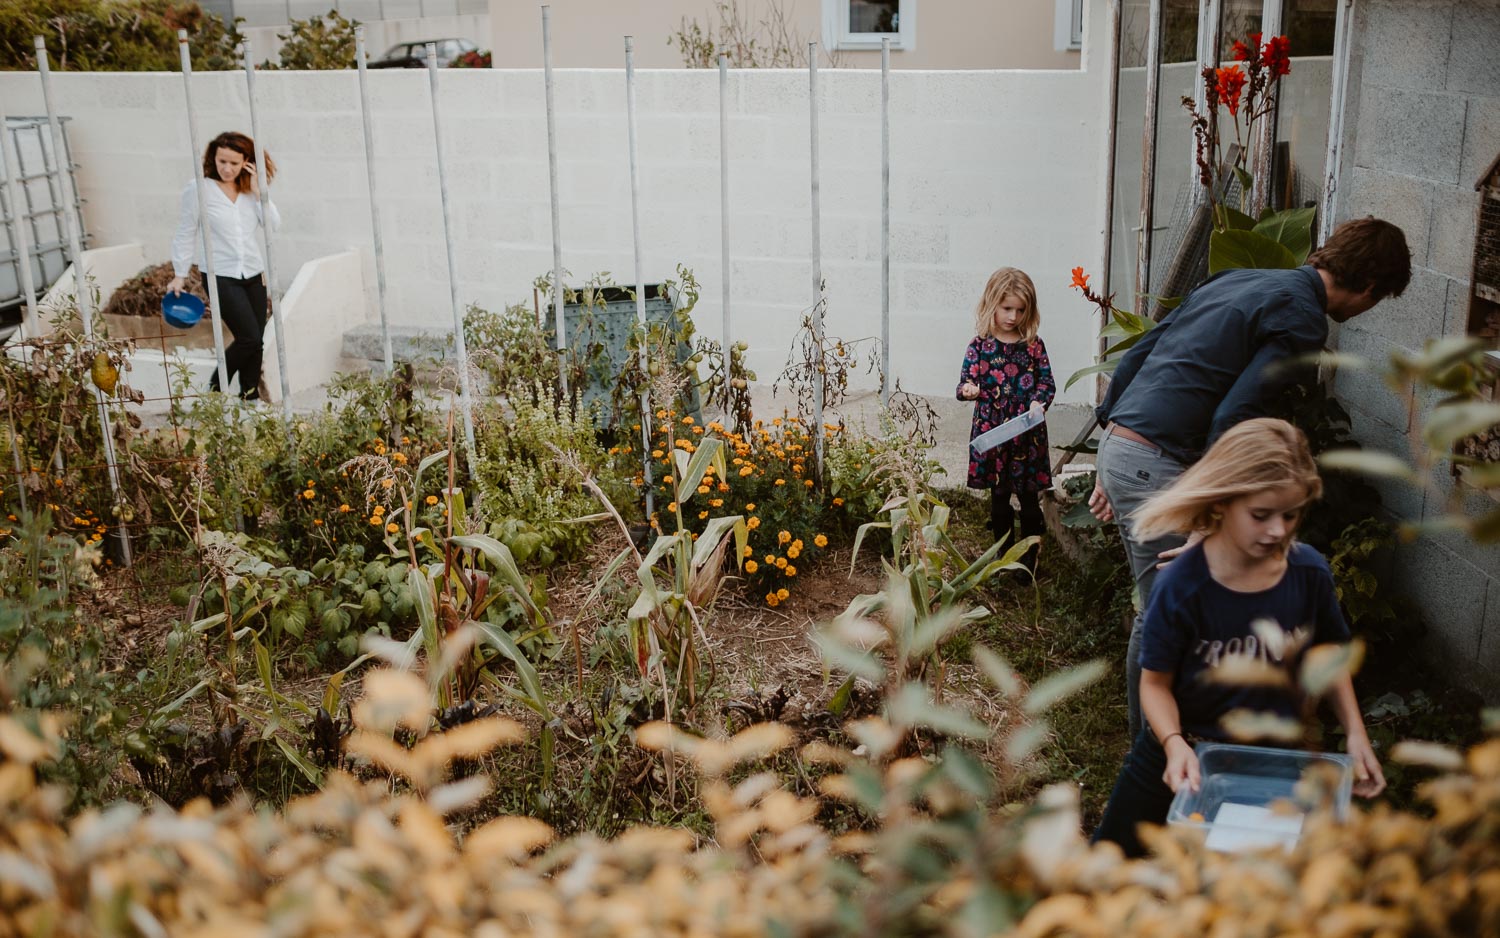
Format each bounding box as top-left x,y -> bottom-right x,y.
1138,541 -> 1350,741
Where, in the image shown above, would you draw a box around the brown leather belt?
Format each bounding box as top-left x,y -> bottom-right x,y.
1105,422 -> 1158,449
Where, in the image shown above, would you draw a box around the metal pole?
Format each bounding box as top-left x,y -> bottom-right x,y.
242,43 -> 292,419
625,37 -> 655,520
542,6 -> 568,399
808,41 -> 824,480
0,104 -> 40,340
177,31 -> 233,403
879,37 -> 890,408
425,42 -> 478,471
1321,0 -> 1356,242
35,35 -> 131,567
1191,0 -> 1222,207
355,27 -> 394,373
1135,0 -> 1163,309
1250,0 -> 1283,216
1097,0 -> 1123,403
718,53 -> 733,420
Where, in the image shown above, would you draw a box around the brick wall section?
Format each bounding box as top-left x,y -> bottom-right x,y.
1334,0 -> 1500,699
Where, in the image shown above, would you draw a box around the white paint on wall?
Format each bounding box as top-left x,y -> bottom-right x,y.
0,0 -> 1111,403
262,250 -> 367,402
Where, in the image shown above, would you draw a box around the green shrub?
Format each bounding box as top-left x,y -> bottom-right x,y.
264,9 -> 358,70
0,0 -> 241,71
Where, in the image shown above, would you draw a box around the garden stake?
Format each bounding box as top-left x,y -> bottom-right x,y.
1249,0 -> 1283,216
543,5 -> 569,400
624,36 -> 656,520
1321,0 -> 1356,243
354,27 -> 394,374
1096,0 -> 1123,402
35,35 -> 132,567
719,53 -> 733,420
0,101 -> 40,340
1136,0 -> 1163,311
808,42 -> 825,481
880,37 -> 890,408
1190,0 -> 1221,209
241,43 -> 293,423
425,42 -> 478,474
175,31 -> 233,409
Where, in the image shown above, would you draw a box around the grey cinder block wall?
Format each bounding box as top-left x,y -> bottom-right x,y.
1332,0 -> 1500,698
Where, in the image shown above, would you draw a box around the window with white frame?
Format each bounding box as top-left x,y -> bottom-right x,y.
823,0 -> 915,52
1054,0 -> 1084,52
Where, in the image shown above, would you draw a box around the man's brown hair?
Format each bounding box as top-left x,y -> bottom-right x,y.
1307,217 -> 1411,300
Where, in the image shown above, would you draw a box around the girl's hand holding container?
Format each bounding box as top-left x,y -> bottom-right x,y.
960,382 -> 981,400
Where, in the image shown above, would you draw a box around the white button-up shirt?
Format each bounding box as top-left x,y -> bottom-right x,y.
170,179 -> 280,280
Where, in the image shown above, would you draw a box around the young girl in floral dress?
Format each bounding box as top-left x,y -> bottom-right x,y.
957,268 -> 1055,563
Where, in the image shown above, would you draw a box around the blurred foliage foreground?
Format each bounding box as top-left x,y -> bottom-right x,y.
0,654 -> 1497,937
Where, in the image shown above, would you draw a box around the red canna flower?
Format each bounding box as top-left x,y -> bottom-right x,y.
1231,39 -> 1251,62
1215,65 -> 1247,117
1262,34 -> 1291,78
1069,266 -> 1090,291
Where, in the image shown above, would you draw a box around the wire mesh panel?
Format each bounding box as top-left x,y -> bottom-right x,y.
0,117 -> 87,330
1473,174 -> 1500,342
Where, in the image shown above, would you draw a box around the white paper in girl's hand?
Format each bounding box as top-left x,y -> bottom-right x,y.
970,406 -> 1046,455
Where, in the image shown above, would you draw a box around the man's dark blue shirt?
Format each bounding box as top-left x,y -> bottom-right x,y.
1096,265 -> 1329,463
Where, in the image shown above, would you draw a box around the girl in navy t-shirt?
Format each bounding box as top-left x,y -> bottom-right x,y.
1092,418 -> 1385,857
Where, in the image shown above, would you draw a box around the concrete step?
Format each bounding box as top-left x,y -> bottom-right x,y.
342,323 -> 455,362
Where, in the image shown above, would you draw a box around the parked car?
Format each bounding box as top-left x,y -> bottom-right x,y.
367,38 -> 478,69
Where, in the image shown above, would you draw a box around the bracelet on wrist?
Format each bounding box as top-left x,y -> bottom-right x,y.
1159,731 -> 1185,749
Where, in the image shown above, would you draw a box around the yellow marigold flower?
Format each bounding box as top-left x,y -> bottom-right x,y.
302,489 -> 316,500
784,565 -> 796,577
656,409 -> 668,419
814,534 -> 828,548
369,517 -> 382,526
718,482 -> 730,492
711,498 -> 723,507
832,497 -> 844,506
682,415 -> 694,425
667,502 -> 678,512
775,557 -> 787,569
765,554 -> 776,564
776,588 -> 789,600
733,457 -> 744,465
792,539 -> 803,551
787,546 -> 800,560
745,503 -> 756,511
663,476 -> 673,484
774,478 -> 786,486
745,560 -> 759,574
773,417 -> 783,426
608,447 -> 619,455
381,478 -> 395,489
804,479 -> 815,488
426,495 -> 439,505
652,449 -> 664,459
747,517 -> 760,530
386,522 -> 399,534
306,479 -> 315,486
777,530 -> 791,544
698,510 -> 709,520
766,593 -> 779,607
391,452 -> 408,464
743,545 -> 754,557
312,519 -> 324,526
339,503 -> 352,513
373,505 -> 386,515
401,436 -> 411,444
739,466 -> 753,476
692,425 -> 704,435
698,485 -> 710,495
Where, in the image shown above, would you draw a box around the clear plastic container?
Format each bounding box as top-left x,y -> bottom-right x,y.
1166,742 -> 1353,852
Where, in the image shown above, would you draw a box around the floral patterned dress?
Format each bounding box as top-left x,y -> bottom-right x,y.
957,335 -> 1055,494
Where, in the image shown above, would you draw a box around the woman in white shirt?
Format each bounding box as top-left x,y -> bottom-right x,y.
168,131 -> 281,400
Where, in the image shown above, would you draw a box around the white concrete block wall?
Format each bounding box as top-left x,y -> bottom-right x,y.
0,8 -> 1111,403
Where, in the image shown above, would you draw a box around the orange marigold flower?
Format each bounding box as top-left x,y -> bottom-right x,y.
747,517 -> 760,530
426,495 -> 439,505
373,505 -> 385,515
765,554 -> 776,564
339,503 -> 352,512
652,449 -> 664,458
743,545 -> 754,557
711,498 -> 724,507
381,478 -> 395,489
312,519 -> 324,526
774,478 -> 786,486
766,593 -> 779,607
745,503 -> 756,511
784,565 -> 796,577
745,560 -> 759,574
699,510 -> 709,520
775,557 -> 788,569
303,489 -> 316,500
777,530 -> 791,544
814,534 -> 828,548
698,485 -> 710,495
776,588 -> 789,601
386,522 -> 399,534
832,497 -> 844,506
792,539 -> 803,550
787,546 -> 800,560
739,466 -> 753,476
718,482 -> 730,492
804,479 -> 814,488
667,502 -> 678,512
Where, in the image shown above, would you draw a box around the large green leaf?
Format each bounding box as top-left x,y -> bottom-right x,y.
473,620 -> 551,718
1064,359 -> 1120,392
1208,228 -> 1300,274
672,437 -> 727,508
1215,204 -> 1257,231
449,534 -> 542,622
1253,206 -> 1317,262
1317,448 -> 1418,484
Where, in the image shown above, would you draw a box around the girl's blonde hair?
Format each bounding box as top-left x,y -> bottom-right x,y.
1132,418 -> 1323,542
974,267 -> 1040,342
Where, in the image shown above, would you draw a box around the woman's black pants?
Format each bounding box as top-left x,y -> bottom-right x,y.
208,274 -> 268,400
